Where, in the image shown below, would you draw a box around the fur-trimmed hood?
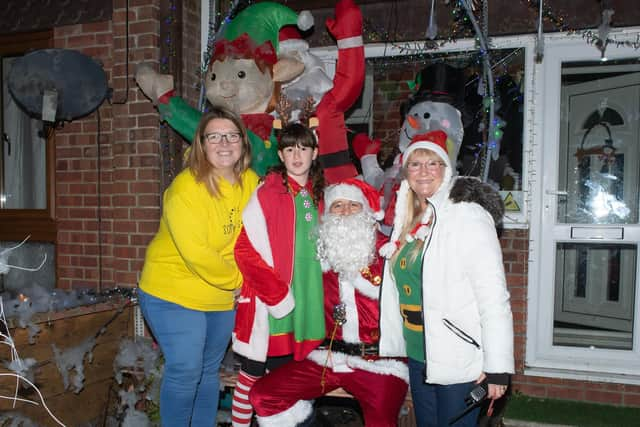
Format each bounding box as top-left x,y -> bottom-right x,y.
449,176 -> 504,227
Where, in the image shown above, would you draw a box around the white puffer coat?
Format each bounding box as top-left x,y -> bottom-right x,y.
378,157 -> 514,385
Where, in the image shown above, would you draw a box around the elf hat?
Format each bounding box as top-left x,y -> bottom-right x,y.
223,2 -> 313,54
324,178 -> 384,220
401,129 -> 450,168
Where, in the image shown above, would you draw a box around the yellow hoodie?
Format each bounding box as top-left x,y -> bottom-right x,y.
139,168 -> 259,311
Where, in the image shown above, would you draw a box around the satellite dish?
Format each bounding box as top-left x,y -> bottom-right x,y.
8,49 -> 109,123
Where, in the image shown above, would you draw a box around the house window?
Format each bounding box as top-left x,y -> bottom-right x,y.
312,35 -> 531,226
0,31 -> 56,292
2,55 -> 49,211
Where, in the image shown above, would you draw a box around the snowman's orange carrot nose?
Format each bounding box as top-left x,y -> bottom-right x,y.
407,115 -> 419,129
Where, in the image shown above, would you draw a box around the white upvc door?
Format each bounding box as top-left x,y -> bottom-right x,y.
555,72 -> 640,340
528,29 -> 640,382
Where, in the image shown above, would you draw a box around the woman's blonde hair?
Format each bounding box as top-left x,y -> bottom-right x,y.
186,105 -> 252,198
392,148 -> 442,264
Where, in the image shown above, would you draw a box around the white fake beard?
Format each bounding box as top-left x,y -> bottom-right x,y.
316,212 -> 377,278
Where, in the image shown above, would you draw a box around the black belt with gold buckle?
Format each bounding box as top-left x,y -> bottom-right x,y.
320,339 -> 379,357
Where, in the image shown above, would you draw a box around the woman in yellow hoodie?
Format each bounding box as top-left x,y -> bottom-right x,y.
138,106 -> 259,427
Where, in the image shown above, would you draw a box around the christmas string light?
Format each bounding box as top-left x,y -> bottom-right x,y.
521,0 -> 570,33
1,297 -> 66,426
583,31 -> 640,52
159,1 -> 178,75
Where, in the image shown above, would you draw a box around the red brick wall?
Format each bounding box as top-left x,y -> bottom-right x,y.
54,0 -> 162,290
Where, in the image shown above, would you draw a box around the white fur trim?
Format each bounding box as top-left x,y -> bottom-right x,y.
337,35 -> 363,49
349,274 -> 380,300
297,11 -> 314,31
324,184 -> 368,214
378,241 -> 397,259
324,183 -> 381,220
402,141 -> 450,169
413,224 -> 429,241
339,278 -> 360,343
307,350 -> 409,383
279,39 -> 309,54
232,299 -> 270,362
267,290 -> 295,319
256,399 -> 313,427
242,187 -> 274,267
320,258 -> 331,272
379,180 -> 410,259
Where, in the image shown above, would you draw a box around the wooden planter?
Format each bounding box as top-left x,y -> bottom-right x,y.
0,301 -> 134,426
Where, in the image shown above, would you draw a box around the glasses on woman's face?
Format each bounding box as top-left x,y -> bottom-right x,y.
406,160 -> 447,173
203,132 -> 241,145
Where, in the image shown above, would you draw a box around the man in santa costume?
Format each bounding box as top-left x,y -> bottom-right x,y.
249,178 -> 409,427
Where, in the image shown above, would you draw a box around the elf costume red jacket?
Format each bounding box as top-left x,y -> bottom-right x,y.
233,173 -> 324,363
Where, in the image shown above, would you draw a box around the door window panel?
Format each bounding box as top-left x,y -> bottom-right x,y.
554,242 -> 636,350
557,65 -> 640,225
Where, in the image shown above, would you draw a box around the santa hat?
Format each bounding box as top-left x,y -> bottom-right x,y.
379,130 -> 451,259
278,26 -> 309,52
400,129 -> 449,168
324,178 -> 384,221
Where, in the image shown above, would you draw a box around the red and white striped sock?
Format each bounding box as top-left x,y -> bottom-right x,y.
231,370 -> 259,427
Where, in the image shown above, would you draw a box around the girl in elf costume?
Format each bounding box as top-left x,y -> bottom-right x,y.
231,123 -> 326,427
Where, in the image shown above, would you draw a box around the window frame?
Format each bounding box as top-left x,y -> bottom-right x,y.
0,30 -> 56,242
311,34 -> 535,227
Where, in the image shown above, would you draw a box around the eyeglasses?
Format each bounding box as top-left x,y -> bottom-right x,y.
406,160 -> 447,172
203,132 -> 241,145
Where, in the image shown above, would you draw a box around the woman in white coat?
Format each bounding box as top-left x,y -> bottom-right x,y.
378,130 -> 514,426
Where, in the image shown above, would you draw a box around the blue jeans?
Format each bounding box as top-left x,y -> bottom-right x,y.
138,289 -> 235,427
408,358 -> 480,427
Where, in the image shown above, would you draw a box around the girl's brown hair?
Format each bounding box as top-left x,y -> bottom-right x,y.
268,123 -> 325,206
186,105 -> 252,198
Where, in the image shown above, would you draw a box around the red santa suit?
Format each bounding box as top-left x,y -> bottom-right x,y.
249,236 -> 409,427
280,0 -> 364,184
315,0 -> 364,183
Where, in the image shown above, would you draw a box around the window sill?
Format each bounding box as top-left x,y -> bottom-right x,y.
524,364 -> 640,386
